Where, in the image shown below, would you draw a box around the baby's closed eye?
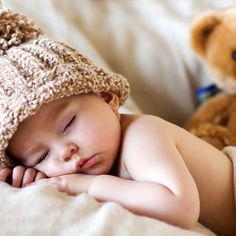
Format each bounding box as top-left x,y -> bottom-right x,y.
63,115 -> 76,133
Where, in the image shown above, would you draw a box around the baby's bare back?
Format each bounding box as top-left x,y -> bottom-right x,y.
174,124 -> 236,235
120,114 -> 235,234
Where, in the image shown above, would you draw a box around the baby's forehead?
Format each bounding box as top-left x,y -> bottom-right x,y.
37,94 -> 87,115
10,94 -> 89,145
9,98 -> 69,141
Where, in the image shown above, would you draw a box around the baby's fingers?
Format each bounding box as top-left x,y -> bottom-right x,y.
35,172 -> 47,181
12,166 -> 25,188
22,168 -> 37,187
0,168 -> 12,182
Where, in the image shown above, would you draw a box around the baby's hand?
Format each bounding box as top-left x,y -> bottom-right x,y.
34,174 -> 96,195
0,166 -> 47,188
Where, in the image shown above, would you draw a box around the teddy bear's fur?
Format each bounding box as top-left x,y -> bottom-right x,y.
185,8 -> 236,150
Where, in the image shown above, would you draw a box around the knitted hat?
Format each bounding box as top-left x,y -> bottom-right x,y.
0,4 -> 130,169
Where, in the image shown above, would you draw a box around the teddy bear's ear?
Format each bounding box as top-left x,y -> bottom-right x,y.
191,10 -> 222,58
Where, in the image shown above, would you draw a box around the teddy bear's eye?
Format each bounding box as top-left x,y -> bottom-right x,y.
232,51 -> 236,60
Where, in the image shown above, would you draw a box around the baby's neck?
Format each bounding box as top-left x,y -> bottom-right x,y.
109,114 -> 140,179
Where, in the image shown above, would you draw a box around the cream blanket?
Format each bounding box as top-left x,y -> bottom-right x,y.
0,182 -> 215,236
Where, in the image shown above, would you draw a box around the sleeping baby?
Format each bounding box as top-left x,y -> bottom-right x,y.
0,5 -> 235,236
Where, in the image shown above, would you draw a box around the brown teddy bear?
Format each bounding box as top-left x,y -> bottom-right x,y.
185,7 -> 236,150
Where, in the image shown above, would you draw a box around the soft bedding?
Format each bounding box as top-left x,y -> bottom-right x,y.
1,0 -> 234,235
0,182 -> 215,236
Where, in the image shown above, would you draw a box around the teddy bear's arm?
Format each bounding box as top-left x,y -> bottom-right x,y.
185,93 -> 234,130
189,123 -> 236,150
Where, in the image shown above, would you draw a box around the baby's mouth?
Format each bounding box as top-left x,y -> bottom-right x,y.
75,155 -> 97,171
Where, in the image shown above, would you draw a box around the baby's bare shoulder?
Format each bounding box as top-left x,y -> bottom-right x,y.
120,114 -> 173,136
118,114 -> 173,179
119,114 -> 197,186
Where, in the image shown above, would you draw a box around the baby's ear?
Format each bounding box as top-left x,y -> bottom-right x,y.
98,92 -> 120,112
191,10 -> 222,58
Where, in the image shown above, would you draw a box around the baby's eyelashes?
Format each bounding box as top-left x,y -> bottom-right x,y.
62,115 -> 76,134
38,150 -> 50,164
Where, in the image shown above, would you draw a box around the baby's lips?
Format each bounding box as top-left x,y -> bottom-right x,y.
75,157 -> 90,170
80,155 -> 97,170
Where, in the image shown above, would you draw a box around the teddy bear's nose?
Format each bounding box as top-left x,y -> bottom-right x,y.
231,51 -> 236,60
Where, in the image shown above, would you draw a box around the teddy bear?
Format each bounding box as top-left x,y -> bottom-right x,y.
185,7 -> 236,150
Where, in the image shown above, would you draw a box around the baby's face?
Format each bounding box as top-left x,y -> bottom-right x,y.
7,93 -> 121,177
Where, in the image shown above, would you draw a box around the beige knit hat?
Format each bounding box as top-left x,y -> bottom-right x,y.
0,3 -> 130,169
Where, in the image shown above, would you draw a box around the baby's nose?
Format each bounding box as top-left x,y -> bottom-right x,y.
61,144 -> 78,161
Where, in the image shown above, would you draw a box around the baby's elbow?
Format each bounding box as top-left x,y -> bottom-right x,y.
177,196 -> 200,229
177,211 -> 199,230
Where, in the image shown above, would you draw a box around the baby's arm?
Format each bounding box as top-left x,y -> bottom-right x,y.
89,115 -> 200,229
0,166 -> 47,187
